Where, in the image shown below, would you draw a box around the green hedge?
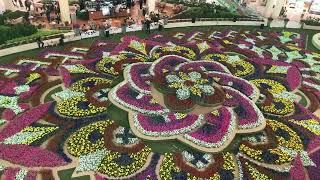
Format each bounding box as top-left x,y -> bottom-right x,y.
163,1 -> 245,19
76,10 -> 89,20
0,10 -> 25,25
303,17 -> 320,26
0,24 -> 37,44
5,29 -> 69,44
164,0 -> 227,11
172,4 -> 243,19
42,0 -> 78,5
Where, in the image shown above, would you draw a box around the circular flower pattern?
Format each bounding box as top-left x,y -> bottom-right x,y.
163,71 -> 215,100
1,29 -> 320,179
110,55 -> 265,153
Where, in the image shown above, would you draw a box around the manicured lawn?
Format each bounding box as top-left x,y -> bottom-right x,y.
44,86 -> 64,102
58,168 -> 90,180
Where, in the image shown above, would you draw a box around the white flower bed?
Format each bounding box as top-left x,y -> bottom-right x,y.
75,149 -> 108,173
14,85 -> 30,95
0,95 -> 23,114
14,169 -> 28,180
53,89 -> 84,100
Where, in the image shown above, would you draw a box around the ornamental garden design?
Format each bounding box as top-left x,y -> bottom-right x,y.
0,29 -> 320,179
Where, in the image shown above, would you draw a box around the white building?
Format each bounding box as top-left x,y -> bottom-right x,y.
0,0 -> 5,14
0,0 -> 27,14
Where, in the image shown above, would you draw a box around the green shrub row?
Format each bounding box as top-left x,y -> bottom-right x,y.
163,1 -> 246,19
173,6 -> 243,19
0,10 -> 25,25
0,29 -> 70,49
42,0 -> 78,5
164,0 -> 227,11
76,10 -> 89,20
5,29 -> 69,44
0,23 -> 37,44
303,17 -> 320,26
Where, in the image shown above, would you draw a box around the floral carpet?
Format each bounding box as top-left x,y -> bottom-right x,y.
0,29 -> 320,179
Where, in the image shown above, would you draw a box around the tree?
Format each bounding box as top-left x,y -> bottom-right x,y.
79,0 -> 87,10
42,0 -> 54,4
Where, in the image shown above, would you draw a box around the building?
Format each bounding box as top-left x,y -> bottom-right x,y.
0,0 -> 27,13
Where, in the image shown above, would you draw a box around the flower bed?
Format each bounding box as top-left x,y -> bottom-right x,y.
0,29 -> 320,179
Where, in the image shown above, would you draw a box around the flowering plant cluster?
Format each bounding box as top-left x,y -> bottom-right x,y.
38,49 -> 84,62
1,29 -> 320,179
110,53 -> 266,153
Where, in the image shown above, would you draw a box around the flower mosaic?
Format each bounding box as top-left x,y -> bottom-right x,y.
0,29 -> 320,179
109,55 -> 265,153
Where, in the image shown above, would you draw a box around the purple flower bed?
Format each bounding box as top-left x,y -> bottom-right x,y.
0,81 -> 17,95
0,29 -> 319,179
0,144 -> 66,167
186,107 -> 233,143
1,103 -> 30,121
114,83 -> 165,114
150,55 -> 189,76
59,66 -> 72,87
222,87 -> 261,128
128,63 -> 152,94
3,168 -> 20,179
178,61 -> 230,74
207,71 -> 257,99
0,102 -> 52,141
287,66 -> 302,90
135,112 -> 202,134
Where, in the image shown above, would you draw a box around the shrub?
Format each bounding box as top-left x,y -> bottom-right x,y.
0,16 -> 5,25
69,0 -> 79,5
76,10 -> 89,20
0,26 -> 12,44
5,11 -> 25,20
0,10 -> 25,25
173,4 -> 241,19
303,16 -> 320,26
0,23 -> 37,44
165,1 -> 245,20
42,0 -> 54,4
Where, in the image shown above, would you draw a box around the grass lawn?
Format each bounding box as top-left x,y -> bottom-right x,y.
58,167 -> 90,180
44,86 -> 64,102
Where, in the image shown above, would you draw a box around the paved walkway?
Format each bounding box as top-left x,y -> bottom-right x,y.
270,19 -> 301,28
28,0 -> 175,29
247,0 -> 320,23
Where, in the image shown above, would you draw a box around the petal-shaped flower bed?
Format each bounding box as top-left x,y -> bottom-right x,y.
1,29 -> 320,179
109,54 -> 266,153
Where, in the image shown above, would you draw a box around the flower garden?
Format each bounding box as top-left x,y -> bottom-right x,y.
1,29 -> 320,179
